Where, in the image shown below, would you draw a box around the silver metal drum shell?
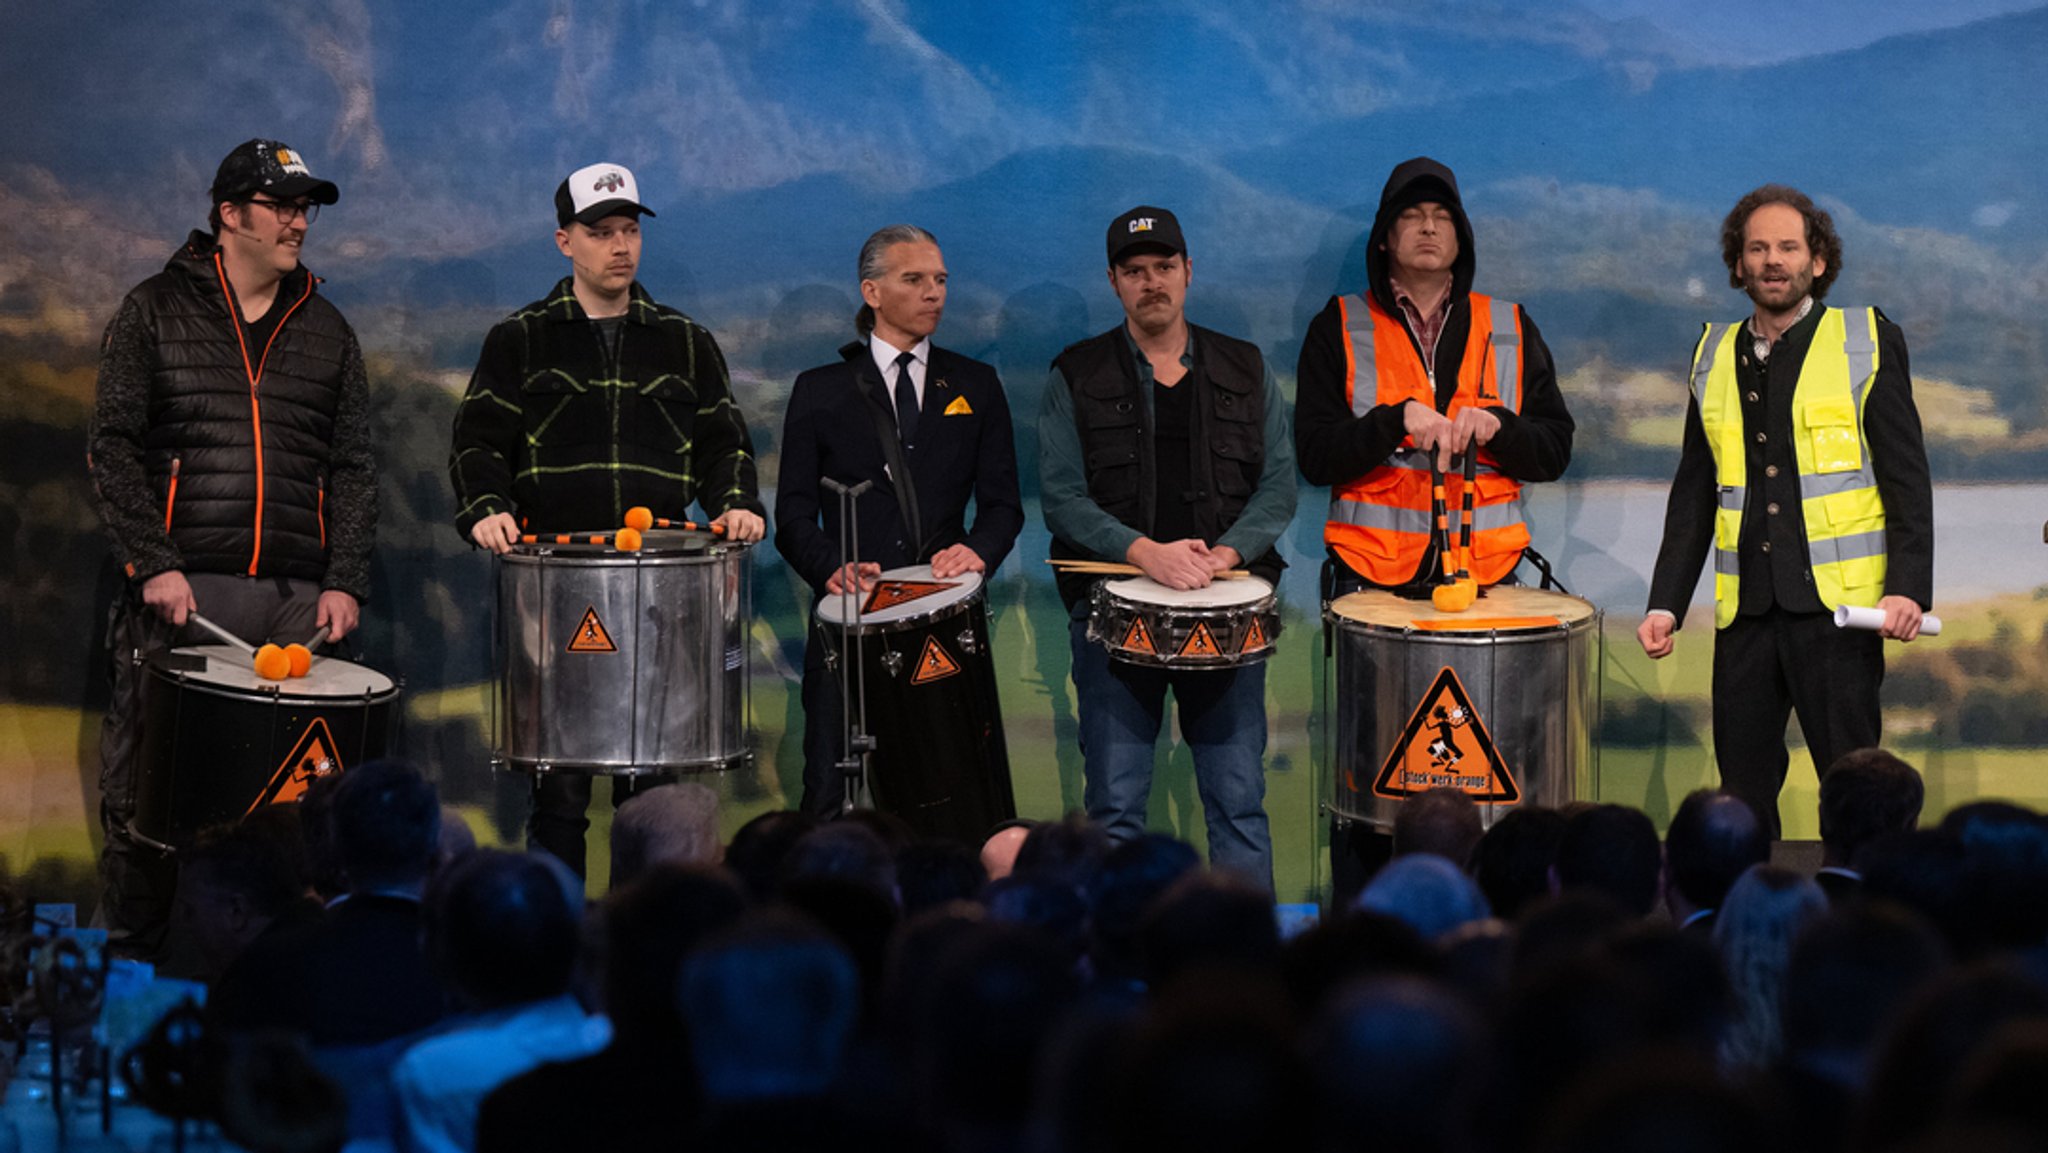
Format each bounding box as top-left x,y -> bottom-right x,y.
1326,613 -> 1596,830
495,546 -> 748,773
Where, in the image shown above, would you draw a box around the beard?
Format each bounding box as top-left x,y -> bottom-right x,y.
1743,265 -> 1815,314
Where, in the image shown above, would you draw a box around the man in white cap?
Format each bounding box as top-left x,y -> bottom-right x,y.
449,162 -> 766,877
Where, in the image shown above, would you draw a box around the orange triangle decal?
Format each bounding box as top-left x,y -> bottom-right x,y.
1177,621 -> 1223,659
1239,617 -> 1268,653
1119,616 -> 1157,655
911,637 -> 962,684
567,606 -> 617,652
248,718 -> 345,816
865,579 -> 960,613
1371,667 -> 1520,803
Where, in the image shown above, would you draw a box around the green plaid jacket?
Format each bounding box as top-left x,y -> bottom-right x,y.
449,278 -> 763,538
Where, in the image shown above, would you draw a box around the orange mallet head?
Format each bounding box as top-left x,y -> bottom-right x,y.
614,526 -> 644,552
623,506 -> 654,532
284,643 -> 314,677
253,643 -> 291,681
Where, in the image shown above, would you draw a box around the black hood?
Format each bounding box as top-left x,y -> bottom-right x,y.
167,229 -> 314,309
1364,157 -> 1476,314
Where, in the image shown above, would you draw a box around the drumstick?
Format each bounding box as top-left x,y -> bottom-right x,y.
283,626 -> 328,679
1429,458 -> 1477,612
518,531 -> 648,552
188,612 -> 254,656
1045,560 -> 1252,580
1455,450 -> 1478,597
622,507 -> 727,535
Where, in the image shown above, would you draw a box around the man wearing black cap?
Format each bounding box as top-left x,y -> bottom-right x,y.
87,138 -> 377,953
448,162 -> 766,876
1039,206 -> 1298,891
1294,157 -> 1574,595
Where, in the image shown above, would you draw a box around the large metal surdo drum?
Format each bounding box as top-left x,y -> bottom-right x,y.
132,645 -> 399,851
815,565 -> 1015,843
495,533 -> 749,774
1327,586 -> 1597,831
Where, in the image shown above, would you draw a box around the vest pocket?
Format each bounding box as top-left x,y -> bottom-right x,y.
1801,398 -> 1863,474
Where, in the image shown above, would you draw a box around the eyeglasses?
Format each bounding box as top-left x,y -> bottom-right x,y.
244,197 -> 319,225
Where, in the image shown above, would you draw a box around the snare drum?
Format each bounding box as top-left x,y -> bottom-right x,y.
496,533 -> 749,774
815,565 -> 1015,843
1326,586 -> 1597,831
132,645 -> 399,851
1088,576 -> 1280,668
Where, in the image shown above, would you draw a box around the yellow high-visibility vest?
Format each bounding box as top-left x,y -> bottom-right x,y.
1690,306 -> 1887,628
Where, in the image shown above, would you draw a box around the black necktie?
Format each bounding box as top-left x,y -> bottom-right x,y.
893,350 -> 919,448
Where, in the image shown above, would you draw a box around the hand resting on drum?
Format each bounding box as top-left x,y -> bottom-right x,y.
470,512 -> 522,555
826,562 -> 883,596
1127,537 -> 1222,591
930,543 -> 986,580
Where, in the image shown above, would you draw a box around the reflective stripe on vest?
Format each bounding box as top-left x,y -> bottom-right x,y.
1325,291 -> 1530,584
1691,306 -> 1887,628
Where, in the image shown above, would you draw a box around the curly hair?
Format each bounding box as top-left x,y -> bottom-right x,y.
1720,184 -> 1844,301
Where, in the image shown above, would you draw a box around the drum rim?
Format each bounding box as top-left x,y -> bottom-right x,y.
1324,588 -> 1598,634
813,565 -> 985,630
145,648 -> 401,701
498,545 -> 742,564
1095,575 -> 1277,609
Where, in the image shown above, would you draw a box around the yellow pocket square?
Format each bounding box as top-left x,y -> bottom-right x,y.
943,395 -> 974,416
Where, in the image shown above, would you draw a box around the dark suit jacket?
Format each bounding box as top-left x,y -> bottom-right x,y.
775,341 -> 1024,590
1647,305 -> 1933,620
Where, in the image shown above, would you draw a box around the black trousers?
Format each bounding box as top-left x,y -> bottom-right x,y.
529,772 -> 672,879
1711,606 -> 1884,841
797,620 -> 852,818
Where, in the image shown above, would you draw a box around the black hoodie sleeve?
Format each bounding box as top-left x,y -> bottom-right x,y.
1293,296 -> 1413,487
1478,307 -> 1575,482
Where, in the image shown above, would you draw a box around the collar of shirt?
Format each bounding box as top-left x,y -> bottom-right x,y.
1389,276 -> 1453,366
870,333 -> 932,415
1747,295 -> 1814,362
1119,325 -> 1194,391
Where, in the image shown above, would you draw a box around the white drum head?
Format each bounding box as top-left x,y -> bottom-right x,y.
815,565 -> 982,626
1103,575 -> 1273,608
173,645 -> 396,696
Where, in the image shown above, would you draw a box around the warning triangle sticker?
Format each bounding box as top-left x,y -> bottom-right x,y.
1371,667 -> 1520,802
1177,621 -> 1223,658
567,606 -> 617,652
247,718 -> 344,816
1239,617 -> 1269,653
1119,616 -> 1157,655
911,637 -> 962,684
865,579 -> 959,613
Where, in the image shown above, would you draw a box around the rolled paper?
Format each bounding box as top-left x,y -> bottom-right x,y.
1833,604 -> 1943,637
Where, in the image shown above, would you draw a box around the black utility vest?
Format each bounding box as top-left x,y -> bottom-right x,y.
135,247 -> 355,583
1049,324 -> 1281,610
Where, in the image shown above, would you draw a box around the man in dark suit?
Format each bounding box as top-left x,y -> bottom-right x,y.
774,224 -> 1025,819
1640,185 -> 1933,840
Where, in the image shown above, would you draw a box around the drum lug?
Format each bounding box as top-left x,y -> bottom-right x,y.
956,629 -> 978,655
822,646 -> 839,672
881,650 -> 905,678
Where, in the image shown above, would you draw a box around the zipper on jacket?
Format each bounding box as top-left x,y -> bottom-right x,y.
317,475 -> 327,549
214,253 -> 315,575
163,456 -> 182,531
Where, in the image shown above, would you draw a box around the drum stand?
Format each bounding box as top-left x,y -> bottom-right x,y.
821,478 -> 878,814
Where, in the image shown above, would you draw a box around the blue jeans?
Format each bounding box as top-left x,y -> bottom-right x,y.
1068,618 -> 1273,891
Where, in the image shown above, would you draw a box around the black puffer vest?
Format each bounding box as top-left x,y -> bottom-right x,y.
1049,324 -> 1284,609
132,234 -> 355,583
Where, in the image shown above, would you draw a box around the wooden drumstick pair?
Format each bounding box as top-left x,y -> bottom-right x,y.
1046,559 -> 1253,580
189,613 -> 329,681
1431,452 -> 1480,613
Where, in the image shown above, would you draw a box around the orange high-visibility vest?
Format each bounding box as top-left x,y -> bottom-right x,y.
1324,291 -> 1531,585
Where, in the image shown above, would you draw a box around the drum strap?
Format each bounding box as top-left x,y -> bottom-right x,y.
1518,545 -> 1573,595
858,367 -> 930,561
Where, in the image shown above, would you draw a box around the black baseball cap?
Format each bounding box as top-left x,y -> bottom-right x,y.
555,162 -> 657,228
210,139 -> 339,206
1107,205 -> 1186,265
